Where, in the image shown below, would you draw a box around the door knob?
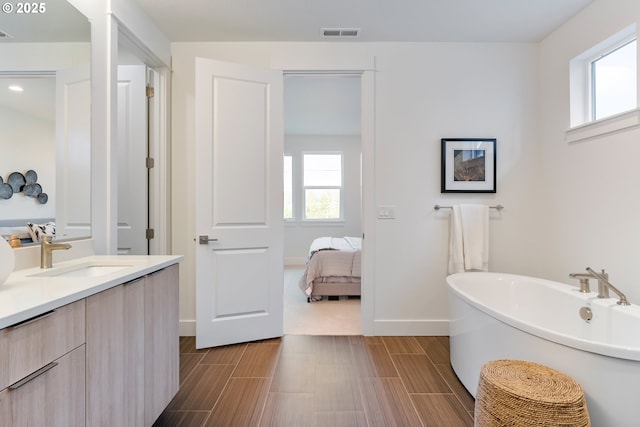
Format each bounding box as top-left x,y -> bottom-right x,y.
198,235 -> 219,245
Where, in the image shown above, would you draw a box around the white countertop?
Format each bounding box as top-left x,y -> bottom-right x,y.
0,255 -> 183,329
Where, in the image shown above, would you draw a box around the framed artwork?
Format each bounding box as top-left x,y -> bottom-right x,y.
441,138 -> 496,193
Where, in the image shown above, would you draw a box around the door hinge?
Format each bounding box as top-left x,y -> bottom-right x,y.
146,157 -> 155,169
146,228 -> 155,240
146,85 -> 154,98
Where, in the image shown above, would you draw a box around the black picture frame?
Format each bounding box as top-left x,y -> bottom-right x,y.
441,138 -> 496,193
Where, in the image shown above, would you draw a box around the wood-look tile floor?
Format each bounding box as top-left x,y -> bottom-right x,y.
153,335 -> 475,427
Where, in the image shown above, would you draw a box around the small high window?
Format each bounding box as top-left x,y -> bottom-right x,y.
591,38 -> 637,121
570,25 -> 637,130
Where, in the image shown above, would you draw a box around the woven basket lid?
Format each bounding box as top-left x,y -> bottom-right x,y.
475,359 -> 591,427
480,360 -> 586,404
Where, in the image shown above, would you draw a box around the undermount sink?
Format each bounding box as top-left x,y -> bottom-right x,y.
29,262 -> 133,278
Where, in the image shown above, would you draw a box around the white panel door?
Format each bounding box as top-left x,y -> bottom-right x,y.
195,58 -> 284,348
117,65 -> 148,255
55,67 -> 90,240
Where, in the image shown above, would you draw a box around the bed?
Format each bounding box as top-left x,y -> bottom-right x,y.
298,236 -> 361,302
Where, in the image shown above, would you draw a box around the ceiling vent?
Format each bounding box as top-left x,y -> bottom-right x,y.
321,28 -> 360,38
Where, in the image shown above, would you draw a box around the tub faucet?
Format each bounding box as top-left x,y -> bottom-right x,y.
40,235 -> 72,269
585,267 -> 630,306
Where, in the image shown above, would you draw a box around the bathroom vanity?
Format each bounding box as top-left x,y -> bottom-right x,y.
0,255 -> 182,426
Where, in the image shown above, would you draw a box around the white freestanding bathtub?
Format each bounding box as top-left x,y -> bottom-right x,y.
447,272 -> 640,427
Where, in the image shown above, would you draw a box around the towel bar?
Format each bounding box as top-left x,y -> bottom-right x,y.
434,204 -> 504,211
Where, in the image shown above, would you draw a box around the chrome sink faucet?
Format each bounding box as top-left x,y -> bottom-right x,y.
40,235 -> 72,269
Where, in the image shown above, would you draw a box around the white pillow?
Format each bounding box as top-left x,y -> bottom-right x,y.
26,222 -> 56,242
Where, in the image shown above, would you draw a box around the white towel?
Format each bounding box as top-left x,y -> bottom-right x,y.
448,206 -> 465,274
448,204 -> 489,274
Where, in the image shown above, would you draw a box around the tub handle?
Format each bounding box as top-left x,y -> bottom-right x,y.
568,273 -> 592,293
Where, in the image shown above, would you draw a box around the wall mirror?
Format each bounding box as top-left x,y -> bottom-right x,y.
0,0 -> 91,245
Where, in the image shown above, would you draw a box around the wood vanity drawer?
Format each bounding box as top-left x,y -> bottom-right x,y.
0,299 -> 85,390
0,344 -> 86,427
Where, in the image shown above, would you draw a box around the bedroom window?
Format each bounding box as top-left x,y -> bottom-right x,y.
303,153 -> 343,220
284,155 -> 293,220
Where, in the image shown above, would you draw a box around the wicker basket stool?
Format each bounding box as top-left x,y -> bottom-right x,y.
475,360 -> 590,427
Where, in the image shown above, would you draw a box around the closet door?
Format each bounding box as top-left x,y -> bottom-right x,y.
55,67 -> 91,240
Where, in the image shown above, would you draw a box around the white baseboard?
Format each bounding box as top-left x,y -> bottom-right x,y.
179,320 -> 196,336
373,319 -> 450,336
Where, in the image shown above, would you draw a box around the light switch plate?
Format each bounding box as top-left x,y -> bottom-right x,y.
377,206 -> 396,219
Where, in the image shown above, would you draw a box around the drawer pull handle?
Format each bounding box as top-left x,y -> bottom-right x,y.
8,361 -> 59,390
7,310 -> 55,329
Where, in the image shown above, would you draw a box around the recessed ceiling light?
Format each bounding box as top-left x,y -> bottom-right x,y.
8,85 -> 24,92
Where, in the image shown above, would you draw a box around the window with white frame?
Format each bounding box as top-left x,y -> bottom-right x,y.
302,153 -> 343,220
570,25 -> 637,130
591,38 -> 636,121
283,154 -> 293,220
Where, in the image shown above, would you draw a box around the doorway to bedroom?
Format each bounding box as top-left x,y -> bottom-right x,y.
283,73 -> 362,335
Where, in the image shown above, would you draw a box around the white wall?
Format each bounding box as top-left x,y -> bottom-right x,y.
538,0 -> 640,302
171,41 -> 541,334
284,134 -> 362,265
